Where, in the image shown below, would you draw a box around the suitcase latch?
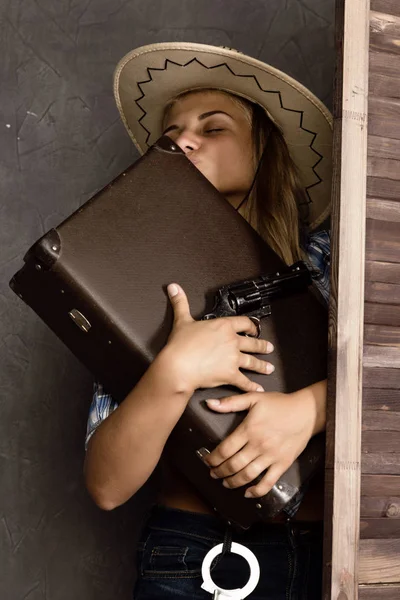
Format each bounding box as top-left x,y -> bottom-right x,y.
69,309 -> 91,333
196,447 -> 211,465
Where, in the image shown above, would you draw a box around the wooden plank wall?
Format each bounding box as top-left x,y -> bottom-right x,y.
359,0 -> 400,598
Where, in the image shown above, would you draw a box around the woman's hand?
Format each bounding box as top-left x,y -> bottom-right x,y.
163,283 -> 275,394
204,380 -> 327,498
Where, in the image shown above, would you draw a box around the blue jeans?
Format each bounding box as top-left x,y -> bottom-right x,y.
133,505 -> 323,599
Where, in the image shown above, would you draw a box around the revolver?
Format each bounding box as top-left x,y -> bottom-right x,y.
202,261 -> 312,326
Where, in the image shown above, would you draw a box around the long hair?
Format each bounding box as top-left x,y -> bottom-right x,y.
163,89 -> 308,265
243,101 -> 308,265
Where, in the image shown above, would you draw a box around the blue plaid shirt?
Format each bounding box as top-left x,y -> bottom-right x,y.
85,230 -> 330,517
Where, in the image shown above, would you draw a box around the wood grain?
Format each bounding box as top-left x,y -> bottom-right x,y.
365,261 -> 400,285
364,367 -> 400,388
364,323 -> 400,345
363,431 -> 400,452
363,387 -> 400,410
369,114 -> 400,140
364,302 -> 400,327
366,198 -> 400,222
363,345 -> 400,368
370,11 -> 400,55
362,453 -> 400,474
361,474 -> 400,495
366,219 -> 400,263
371,0 -> 400,18
359,585 -> 400,599
369,73 -> 400,99
360,518 -> 400,538
367,156 -> 400,180
368,97 -> 400,141
369,50 -> 400,79
365,282 -> 400,305
361,496 -> 400,517
367,176 -> 400,201
368,135 -> 400,161
363,410 -> 400,430
368,96 -> 400,118
359,539 -> 400,582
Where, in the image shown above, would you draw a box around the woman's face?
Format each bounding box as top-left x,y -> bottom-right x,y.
163,91 -> 255,208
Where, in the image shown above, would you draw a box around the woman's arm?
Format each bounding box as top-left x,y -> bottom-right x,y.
84,348 -> 193,511
292,378 -> 327,436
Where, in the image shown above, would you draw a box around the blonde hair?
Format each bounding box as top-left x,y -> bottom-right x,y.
164,89 -> 308,265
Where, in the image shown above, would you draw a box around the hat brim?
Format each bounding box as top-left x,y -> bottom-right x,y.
113,42 -> 333,230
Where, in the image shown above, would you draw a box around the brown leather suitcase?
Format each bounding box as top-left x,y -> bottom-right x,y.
10,136 -> 327,529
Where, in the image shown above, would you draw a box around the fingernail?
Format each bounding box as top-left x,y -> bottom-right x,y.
167,284 -> 179,297
210,471 -> 219,479
206,399 -> 220,406
266,363 -> 275,374
266,342 -> 274,353
256,386 -> 264,392
244,489 -> 254,498
222,480 -> 230,488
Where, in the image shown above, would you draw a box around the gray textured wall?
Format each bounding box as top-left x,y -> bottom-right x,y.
0,1 -> 334,598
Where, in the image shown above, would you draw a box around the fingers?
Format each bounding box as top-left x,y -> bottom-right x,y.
206,393 -> 256,413
207,432 -> 249,470
245,462 -> 288,498
212,454 -> 288,498
238,353 -> 275,375
219,454 -> 273,489
229,316 -> 261,337
234,372 -> 265,393
167,283 -> 193,324
238,336 -> 274,355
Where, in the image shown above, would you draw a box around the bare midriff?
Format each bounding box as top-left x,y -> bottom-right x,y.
157,462 -> 325,523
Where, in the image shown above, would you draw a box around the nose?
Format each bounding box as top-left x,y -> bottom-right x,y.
175,130 -> 202,154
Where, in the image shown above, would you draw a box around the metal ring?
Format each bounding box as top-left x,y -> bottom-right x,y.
200,542 -> 260,599
245,316 -> 261,339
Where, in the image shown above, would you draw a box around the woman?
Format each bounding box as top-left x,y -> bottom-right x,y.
84,43 -> 332,599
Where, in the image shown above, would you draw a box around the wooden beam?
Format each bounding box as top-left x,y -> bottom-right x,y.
323,0 -> 370,597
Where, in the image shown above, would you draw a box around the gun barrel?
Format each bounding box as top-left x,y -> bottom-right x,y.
227,262 -> 311,315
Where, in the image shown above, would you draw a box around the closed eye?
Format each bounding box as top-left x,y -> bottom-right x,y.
205,128 -> 224,133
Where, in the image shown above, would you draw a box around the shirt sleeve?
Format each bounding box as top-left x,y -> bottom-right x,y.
85,381 -> 119,451
304,229 -> 331,306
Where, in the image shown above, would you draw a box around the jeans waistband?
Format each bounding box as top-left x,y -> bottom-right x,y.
145,504 -> 323,545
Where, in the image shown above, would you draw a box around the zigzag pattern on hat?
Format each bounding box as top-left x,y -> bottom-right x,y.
134,57 -> 324,215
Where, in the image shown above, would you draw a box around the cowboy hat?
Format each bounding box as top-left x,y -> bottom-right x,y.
113,42 -> 332,230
